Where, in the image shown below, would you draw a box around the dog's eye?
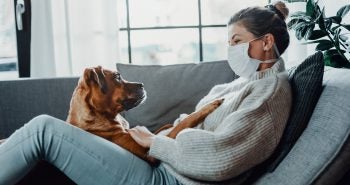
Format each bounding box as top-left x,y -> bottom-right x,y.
113,73 -> 121,81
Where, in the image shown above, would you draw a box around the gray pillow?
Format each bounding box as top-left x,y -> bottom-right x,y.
116,61 -> 237,131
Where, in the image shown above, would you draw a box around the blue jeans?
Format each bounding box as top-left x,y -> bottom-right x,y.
0,115 -> 182,185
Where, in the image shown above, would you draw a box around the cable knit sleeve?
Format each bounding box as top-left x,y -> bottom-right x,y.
149,103 -> 278,181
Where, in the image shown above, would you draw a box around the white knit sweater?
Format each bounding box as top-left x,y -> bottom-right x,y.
149,58 -> 292,185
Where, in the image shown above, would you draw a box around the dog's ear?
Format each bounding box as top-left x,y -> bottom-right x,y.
89,66 -> 108,94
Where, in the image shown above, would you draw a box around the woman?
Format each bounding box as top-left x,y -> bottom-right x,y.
0,2 -> 291,185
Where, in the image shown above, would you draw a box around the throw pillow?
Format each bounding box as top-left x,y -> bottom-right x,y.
268,51 -> 325,171
116,61 -> 237,132
243,51 -> 325,184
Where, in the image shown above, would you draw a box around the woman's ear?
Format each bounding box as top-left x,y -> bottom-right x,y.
262,33 -> 275,52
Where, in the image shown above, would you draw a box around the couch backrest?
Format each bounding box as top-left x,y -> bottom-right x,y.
0,77 -> 78,137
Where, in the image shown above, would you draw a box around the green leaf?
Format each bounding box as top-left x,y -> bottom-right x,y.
294,21 -> 309,31
318,7 -> 326,30
316,40 -> 333,51
304,24 -> 315,40
324,52 -> 350,68
300,26 -> 310,40
295,27 -> 304,40
331,25 -> 341,32
326,49 -> 346,55
295,26 -> 310,40
337,5 -> 350,18
342,24 -> 350,31
308,30 -> 328,40
329,16 -> 342,24
290,13 -> 313,22
302,39 -> 330,44
323,51 -> 332,66
333,28 -> 341,48
306,0 -> 316,17
326,19 -> 333,29
324,18 -> 332,29
287,18 -> 305,30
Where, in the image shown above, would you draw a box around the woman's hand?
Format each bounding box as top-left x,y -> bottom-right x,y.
128,126 -> 155,148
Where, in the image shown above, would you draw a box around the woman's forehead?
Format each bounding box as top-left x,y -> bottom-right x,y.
228,23 -> 253,40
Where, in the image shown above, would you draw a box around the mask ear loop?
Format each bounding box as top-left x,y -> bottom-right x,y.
273,44 -> 281,58
257,33 -> 281,58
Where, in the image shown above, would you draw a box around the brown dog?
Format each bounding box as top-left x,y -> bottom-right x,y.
66,66 -> 223,165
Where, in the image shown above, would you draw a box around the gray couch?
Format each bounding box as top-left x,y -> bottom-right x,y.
0,61 -> 349,185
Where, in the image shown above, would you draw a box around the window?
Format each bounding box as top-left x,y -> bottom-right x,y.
0,0 -> 18,79
118,0 -> 268,65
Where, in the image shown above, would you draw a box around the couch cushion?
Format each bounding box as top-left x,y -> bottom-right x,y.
267,51 -> 324,170
255,67 -> 350,185
312,129 -> 350,185
0,77 -> 78,138
116,61 -> 237,131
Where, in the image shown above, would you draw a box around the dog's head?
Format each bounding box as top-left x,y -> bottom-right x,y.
79,66 -> 146,118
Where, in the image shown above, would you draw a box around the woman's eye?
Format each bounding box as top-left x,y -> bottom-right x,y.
234,40 -> 241,44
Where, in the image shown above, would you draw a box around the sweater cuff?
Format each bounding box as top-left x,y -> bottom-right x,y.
149,135 -> 177,164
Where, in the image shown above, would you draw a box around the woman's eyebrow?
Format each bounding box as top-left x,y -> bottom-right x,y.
230,33 -> 241,40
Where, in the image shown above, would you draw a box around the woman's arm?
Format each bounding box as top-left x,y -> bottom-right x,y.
149,106 -> 277,181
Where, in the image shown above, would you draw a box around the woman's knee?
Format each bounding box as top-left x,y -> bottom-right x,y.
26,114 -> 59,132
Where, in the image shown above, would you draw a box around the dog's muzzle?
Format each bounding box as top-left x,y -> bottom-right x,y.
122,89 -> 147,110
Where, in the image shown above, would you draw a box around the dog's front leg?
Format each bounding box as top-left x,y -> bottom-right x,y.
153,124 -> 173,135
166,98 -> 224,139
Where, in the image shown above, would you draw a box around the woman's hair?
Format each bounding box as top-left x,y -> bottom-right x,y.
228,1 -> 290,55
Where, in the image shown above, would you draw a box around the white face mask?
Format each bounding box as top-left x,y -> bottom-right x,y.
227,38 -> 280,79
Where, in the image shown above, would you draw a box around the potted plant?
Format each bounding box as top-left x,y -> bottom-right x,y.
287,0 -> 350,68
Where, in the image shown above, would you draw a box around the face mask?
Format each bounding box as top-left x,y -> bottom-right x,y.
227,38 -> 279,79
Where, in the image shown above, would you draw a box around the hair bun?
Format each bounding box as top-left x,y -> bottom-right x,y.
273,1 -> 289,20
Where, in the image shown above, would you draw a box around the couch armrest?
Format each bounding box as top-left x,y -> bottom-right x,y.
0,77 -> 78,138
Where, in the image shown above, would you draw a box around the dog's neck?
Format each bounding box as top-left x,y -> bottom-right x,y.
67,87 -> 93,125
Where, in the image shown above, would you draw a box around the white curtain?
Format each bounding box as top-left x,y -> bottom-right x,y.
30,0 -> 120,77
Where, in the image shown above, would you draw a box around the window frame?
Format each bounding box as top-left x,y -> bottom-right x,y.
14,0 -> 31,77
119,0 -> 229,64
0,0 -> 32,78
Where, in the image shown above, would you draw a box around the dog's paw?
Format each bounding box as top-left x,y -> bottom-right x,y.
200,98 -> 225,115
212,98 -> 225,107
208,98 -> 225,109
